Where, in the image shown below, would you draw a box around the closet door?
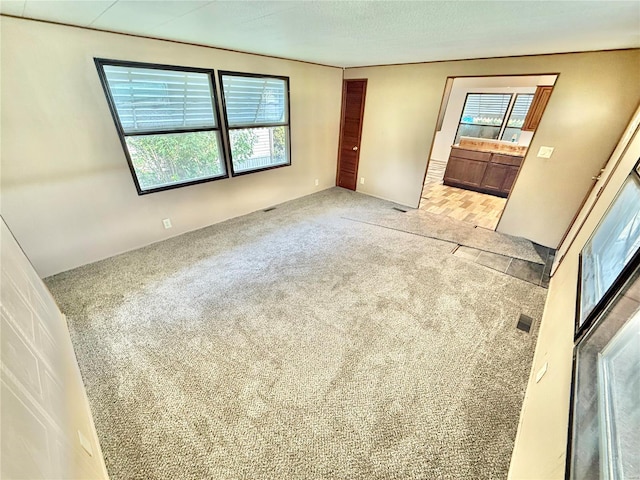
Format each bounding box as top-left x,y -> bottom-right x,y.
336,79 -> 367,190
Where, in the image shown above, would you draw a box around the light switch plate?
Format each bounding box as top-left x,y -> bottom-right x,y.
162,218 -> 172,229
537,146 -> 554,158
535,362 -> 548,383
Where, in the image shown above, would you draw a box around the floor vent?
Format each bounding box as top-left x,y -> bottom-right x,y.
393,207 -> 408,213
263,207 -> 276,212
516,314 -> 534,333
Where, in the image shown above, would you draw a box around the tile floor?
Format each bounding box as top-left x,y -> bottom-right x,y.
452,244 -> 555,288
420,182 -> 507,230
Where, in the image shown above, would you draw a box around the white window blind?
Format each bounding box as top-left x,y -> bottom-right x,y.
461,94 -> 512,125
96,59 -> 226,194
221,75 -> 287,127
219,72 -> 290,175
507,94 -> 534,127
103,65 -> 216,133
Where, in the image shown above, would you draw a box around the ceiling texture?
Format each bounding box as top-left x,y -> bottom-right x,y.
1,1 -> 639,67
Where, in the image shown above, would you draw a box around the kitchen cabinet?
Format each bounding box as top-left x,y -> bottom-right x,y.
482,163 -> 512,193
502,166 -> 519,193
444,147 -> 523,197
443,155 -> 488,188
522,86 -> 553,131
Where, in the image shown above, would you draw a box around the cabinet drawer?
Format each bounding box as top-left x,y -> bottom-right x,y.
492,153 -> 523,167
450,147 -> 491,162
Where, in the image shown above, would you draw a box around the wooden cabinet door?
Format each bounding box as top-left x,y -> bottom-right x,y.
481,163 -> 510,192
502,166 -> 519,193
522,86 -> 553,131
444,157 -> 487,188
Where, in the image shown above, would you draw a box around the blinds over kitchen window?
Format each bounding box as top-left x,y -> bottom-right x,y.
507,94 -> 535,127
460,93 -> 512,125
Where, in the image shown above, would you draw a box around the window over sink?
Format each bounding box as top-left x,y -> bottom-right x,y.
454,92 -> 535,145
500,94 -> 534,143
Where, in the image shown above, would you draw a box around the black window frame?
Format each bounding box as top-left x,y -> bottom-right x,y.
218,70 -> 292,177
95,58 -> 228,195
454,92 -> 514,144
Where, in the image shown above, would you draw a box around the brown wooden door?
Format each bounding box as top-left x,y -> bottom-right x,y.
336,79 -> 367,190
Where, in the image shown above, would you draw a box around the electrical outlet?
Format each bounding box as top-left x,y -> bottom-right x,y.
360,177 -> 365,185
162,218 -> 172,229
314,178 -> 319,186
535,362 -> 548,383
537,146 -> 554,159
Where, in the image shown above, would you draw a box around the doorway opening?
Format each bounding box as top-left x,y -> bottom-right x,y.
421,74 -> 558,230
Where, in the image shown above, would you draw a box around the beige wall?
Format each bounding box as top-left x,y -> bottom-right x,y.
508,105 -> 640,479
1,217 -> 108,479
552,104 -> 640,276
0,17 -> 343,277
344,49 -> 640,247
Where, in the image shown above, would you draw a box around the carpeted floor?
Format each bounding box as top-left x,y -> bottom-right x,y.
46,188 -> 547,480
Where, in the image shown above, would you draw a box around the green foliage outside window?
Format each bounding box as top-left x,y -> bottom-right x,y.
272,126 -> 286,161
126,131 -> 222,189
230,129 -> 259,164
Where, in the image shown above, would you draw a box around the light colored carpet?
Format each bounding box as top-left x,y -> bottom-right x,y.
46,188 -> 547,480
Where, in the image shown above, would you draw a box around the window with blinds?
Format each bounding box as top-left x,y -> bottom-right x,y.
455,93 -> 512,144
95,59 -> 226,194
219,72 -> 290,175
500,94 -> 534,142
455,92 -> 535,145
460,94 -> 512,127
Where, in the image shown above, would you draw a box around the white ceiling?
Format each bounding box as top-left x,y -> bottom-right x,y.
1,1 -> 639,68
